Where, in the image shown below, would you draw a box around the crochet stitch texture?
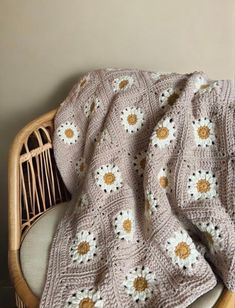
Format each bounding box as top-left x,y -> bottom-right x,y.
40,69 -> 235,308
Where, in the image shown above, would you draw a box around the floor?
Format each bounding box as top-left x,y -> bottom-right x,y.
0,281 -> 16,308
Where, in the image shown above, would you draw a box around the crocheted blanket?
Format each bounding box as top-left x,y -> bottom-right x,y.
40,69 -> 235,308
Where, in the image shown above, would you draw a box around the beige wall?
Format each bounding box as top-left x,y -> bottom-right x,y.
0,0 -> 234,304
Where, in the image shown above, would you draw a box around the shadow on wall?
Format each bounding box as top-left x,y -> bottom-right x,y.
0,71 -> 84,307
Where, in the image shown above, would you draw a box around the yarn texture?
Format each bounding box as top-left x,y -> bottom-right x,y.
40,69 -> 235,308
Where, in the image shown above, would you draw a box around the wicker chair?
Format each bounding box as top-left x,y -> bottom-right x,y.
8,109 -> 235,308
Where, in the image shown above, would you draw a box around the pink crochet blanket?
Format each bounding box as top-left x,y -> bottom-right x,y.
40,69 -> 235,307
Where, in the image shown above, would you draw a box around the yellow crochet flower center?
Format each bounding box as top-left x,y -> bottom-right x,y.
175,241 -> 191,259
204,231 -> 214,245
156,127 -> 169,139
64,128 -> 74,138
77,241 -> 90,255
119,79 -> 129,89
122,219 -> 132,233
80,79 -> 87,87
133,277 -> 148,292
80,162 -> 85,172
145,199 -> 150,211
103,172 -> 116,185
79,297 -> 94,308
90,101 -> 96,113
159,176 -> 168,188
200,84 -> 209,90
140,158 -> 146,169
197,126 -> 210,139
196,179 -> 210,193
127,114 -> 137,125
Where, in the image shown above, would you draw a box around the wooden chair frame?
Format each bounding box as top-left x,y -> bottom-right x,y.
8,109 -> 235,308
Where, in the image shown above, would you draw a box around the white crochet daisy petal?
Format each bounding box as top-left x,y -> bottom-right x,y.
76,193 -> 89,213
114,209 -> 135,241
196,222 -> 223,253
150,71 -> 173,80
57,122 -> 80,145
95,129 -> 108,145
159,88 -> 174,107
77,290 -> 90,300
123,266 -> 156,303
194,75 -> 208,93
166,230 -> 199,269
145,191 -> 158,218
65,289 -> 104,308
75,157 -> 87,179
120,106 -> 145,134
84,96 -> 101,118
157,167 -> 171,191
70,230 -> 97,264
95,298 -> 104,308
192,118 -> 216,147
95,164 -> 123,193
188,170 -> 218,200
151,117 -> 176,148
112,75 -> 134,92
159,87 -> 181,108
150,72 -> 162,80
198,81 -> 220,94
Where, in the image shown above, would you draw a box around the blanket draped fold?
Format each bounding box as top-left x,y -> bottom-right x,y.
40,69 -> 235,308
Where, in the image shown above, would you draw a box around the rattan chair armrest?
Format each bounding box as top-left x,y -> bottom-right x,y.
8,109 -> 57,307
9,250 -> 39,308
215,289 -> 235,308
8,109 -> 57,251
